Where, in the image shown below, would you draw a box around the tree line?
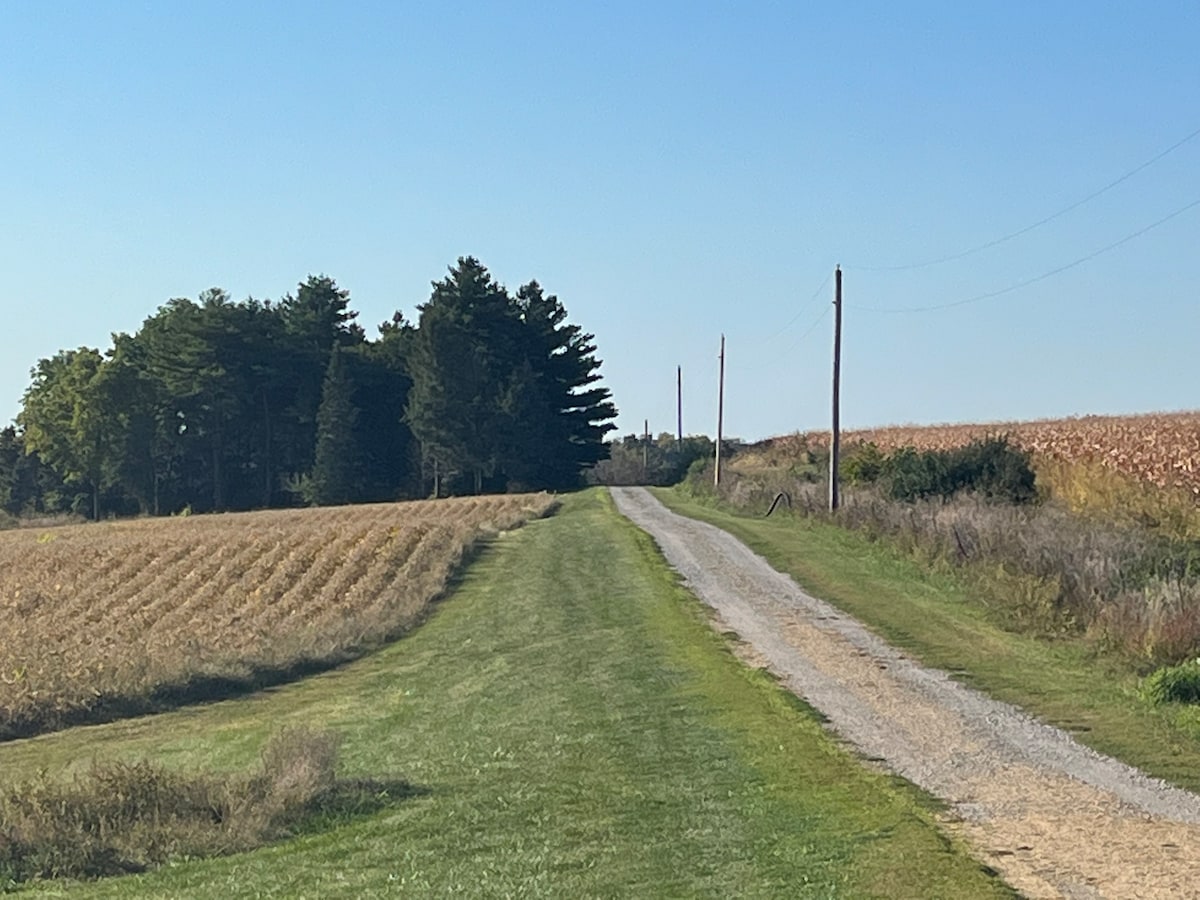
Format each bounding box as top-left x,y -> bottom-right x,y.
2,257 -> 617,519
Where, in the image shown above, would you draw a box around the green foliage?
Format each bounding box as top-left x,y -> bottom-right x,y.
589,432 -> 715,486
406,258 -> 617,493
883,437 -> 1036,504
0,426 -> 72,517
17,347 -> 114,519
11,258 -> 616,515
306,348 -> 361,506
1144,660 -> 1200,705
841,442 -> 885,485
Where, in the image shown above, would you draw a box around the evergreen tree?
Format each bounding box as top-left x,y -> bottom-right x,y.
308,346 -> 361,505
351,313 -> 419,501
406,259 -> 617,494
278,275 -> 365,484
509,280 -> 617,488
406,258 -> 518,494
8,260 -> 613,514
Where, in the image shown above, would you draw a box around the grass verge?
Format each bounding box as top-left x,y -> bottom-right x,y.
653,488 -> 1200,793
0,489 -> 1009,898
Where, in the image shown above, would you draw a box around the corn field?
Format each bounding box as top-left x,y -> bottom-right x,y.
0,494 -> 555,739
767,412 -> 1200,496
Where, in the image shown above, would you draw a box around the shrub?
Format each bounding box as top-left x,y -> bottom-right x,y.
841,443 -> 885,485
589,434 -> 717,486
883,437 -> 1036,504
1144,659 -> 1200,705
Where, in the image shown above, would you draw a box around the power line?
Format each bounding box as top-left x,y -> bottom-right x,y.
847,123 -> 1200,273
853,196 -> 1200,314
761,270 -> 833,343
787,304 -> 832,346
732,269 -> 833,373
738,305 -> 831,373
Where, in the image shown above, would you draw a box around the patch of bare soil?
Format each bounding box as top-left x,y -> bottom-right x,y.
612,487 -> 1200,899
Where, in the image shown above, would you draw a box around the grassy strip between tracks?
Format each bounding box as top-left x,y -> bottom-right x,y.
0,489 -> 1009,898
652,487 -> 1200,794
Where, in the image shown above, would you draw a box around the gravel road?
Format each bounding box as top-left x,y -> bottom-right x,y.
612,487 -> 1200,899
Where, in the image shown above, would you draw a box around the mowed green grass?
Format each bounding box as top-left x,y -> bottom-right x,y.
0,489 -> 1011,898
653,488 -> 1200,794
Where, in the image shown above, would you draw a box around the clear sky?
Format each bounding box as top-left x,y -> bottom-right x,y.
2,2 -> 1197,442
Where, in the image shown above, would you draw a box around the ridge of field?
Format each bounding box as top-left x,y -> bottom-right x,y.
0,494 -> 555,742
652,488 -> 1200,795
0,490 -> 1011,898
745,410 -> 1200,496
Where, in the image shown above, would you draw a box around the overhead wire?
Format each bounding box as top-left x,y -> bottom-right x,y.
846,123 -> 1200,273
738,284 -> 835,373
760,270 -> 832,344
852,195 -> 1200,313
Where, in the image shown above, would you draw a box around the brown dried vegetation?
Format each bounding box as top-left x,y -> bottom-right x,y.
0,494 -> 556,740
716,414 -> 1200,666
758,411 -> 1200,495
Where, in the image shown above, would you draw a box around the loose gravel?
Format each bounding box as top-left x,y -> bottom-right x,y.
612,487 -> 1200,899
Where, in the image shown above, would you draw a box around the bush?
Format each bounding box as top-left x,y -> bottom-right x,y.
883,437 -> 1036,504
590,434 -> 716,486
1144,659 -> 1200,705
841,443 -> 885,485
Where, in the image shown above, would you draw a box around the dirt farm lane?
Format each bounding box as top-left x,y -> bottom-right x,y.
612,487 -> 1200,900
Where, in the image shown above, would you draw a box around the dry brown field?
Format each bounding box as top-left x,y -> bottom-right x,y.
751,411 -> 1200,496
0,493 -> 555,740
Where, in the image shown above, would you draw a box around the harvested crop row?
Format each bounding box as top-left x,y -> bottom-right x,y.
761,411 -> 1200,495
0,493 -> 556,740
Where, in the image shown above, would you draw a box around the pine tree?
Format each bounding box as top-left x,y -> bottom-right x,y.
406,258 -> 517,493
308,346 -> 361,505
406,260 -> 617,494
509,280 -> 617,489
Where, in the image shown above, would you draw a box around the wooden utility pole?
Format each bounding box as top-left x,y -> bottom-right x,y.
643,418 -> 650,482
829,266 -> 843,511
715,335 -> 725,488
677,365 -> 683,444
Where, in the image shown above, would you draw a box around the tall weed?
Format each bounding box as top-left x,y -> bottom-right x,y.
0,726 -> 407,886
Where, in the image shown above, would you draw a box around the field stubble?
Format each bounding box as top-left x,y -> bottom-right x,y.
0,494 -> 556,740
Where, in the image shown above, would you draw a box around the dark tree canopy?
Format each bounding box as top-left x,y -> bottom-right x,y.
406,258 -> 617,493
307,346 -> 361,506
3,259 -> 618,518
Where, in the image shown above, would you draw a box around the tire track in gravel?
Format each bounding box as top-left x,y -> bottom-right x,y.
612,487 -> 1200,900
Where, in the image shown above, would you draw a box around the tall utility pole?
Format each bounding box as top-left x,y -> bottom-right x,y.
677,365 -> 683,444
829,266 -> 843,512
715,335 -> 725,488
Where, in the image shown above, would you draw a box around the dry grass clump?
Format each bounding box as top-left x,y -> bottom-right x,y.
0,726 -> 403,885
0,494 -> 556,740
757,411 -> 1200,497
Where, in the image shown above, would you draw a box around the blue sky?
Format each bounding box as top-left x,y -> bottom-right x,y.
2,2 -> 1197,442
